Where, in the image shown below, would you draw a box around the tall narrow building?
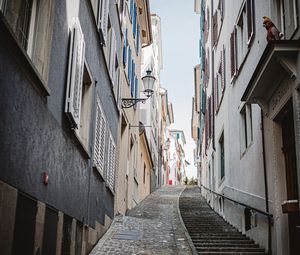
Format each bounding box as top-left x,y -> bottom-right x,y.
194,0 -> 300,254
0,0 -> 122,253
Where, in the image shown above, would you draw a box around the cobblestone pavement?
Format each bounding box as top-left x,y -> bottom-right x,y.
90,185 -> 194,255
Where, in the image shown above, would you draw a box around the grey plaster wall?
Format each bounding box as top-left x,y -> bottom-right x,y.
0,0 -> 120,227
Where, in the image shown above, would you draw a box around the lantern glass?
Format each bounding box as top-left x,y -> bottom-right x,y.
142,69 -> 156,98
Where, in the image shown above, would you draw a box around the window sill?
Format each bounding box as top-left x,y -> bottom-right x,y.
0,12 -> 50,97
73,130 -> 91,159
240,141 -> 253,159
93,165 -> 105,182
106,185 -> 115,196
215,92 -> 225,115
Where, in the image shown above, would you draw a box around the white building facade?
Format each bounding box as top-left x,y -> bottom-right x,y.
195,0 -> 300,254
140,14 -> 164,190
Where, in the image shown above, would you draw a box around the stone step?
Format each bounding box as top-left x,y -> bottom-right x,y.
194,243 -> 259,248
193,239 -> 255,244
179,187 -> 267,255
196,247 -> 265,252
192,236 -> 249,240
197,252 -> 268,255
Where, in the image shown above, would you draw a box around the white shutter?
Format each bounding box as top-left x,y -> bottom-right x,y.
65,18 -> 85,129
93,96 -> 107,177
109,27 -> 117,84
107,135 -> 116,191
100,0 -> 109,45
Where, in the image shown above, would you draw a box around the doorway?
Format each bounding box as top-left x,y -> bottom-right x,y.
279,99 -> 300,255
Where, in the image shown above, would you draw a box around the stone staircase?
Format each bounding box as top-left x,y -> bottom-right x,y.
179,186 -> 268,255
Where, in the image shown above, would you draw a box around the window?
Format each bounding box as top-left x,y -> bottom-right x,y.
214,48 -> 225,111
90,0 -> 109,45
212,0 -> 224,46
65,18 -> 86,130
219,132 -> 225,180
244,208 -> 251,231
2,0 -> 54,81
236,6 -> 247,68
283,0 -> 299,39
109,27 -> 117,85
143,163 -> 146,183
240,104 -> 253,154
230,0 -> 254,78
94,96 -> 107,177
0,0 -> 6,12
75,65 -> 93,150
3,0 -> 38,53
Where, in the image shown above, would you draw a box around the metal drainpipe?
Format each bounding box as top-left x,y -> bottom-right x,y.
261,110 -> 272,254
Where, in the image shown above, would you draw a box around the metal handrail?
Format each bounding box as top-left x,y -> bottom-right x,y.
201,184 -> 273,219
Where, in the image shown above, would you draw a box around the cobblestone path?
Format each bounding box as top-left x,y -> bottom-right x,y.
90,185 -> 193,255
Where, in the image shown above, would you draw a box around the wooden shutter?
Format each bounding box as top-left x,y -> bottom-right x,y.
107,135 -> 116,191
230,28 -> 237,78
131,61 -> 135,96
201,88 -> 206,114
109,27 -> 117,84
94,96 -> 107,177
133,3 -> 137,37
65,18 -> 85,129
134,77 -> 138,99
129,0 -> 134,22
128,47 -> 131,82
123,29 -> 127,66
221,48 -> 225,92
214,77 -> 218,111
136,25 -> 140,54
212,11 -> 218,46
208,96 -> 212,139
246,0 -> 254,44
100,0 -> 109,45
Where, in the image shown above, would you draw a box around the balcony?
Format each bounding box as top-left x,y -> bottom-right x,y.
241,41 -> 300,118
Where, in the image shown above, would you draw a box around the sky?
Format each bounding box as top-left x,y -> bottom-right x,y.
150,0 -> 200,178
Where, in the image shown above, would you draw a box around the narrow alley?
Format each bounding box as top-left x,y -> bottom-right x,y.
90,186 -> 193,255
91,186 -> 267,255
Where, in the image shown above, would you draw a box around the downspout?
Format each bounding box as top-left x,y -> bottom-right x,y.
261,110 -> 272,254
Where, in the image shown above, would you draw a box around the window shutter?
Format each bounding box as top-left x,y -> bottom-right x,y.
94,96 -> 107,177
107,135 -> 116,191
129,0 -> 134,22
131,61 -> 135,96
208,96 -> 212,139
136,25 -> 140,54
221,48 -> 225,92
65,18 -> 85,129
230,28 -> 237,78
109,27 -> 117,84
123,29 -> 127,66
133,3 -> 137,37
134,77 -> 138,99
214,77 -> 218,111
212,11 -> 218,46
246,0 -> 254,44
100,0 -> 109,45
128,47 -> 131,82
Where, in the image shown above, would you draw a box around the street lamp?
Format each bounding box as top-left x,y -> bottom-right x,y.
121,69 -> 156,108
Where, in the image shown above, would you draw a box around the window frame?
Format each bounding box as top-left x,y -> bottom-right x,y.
239,103 -> 253,156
